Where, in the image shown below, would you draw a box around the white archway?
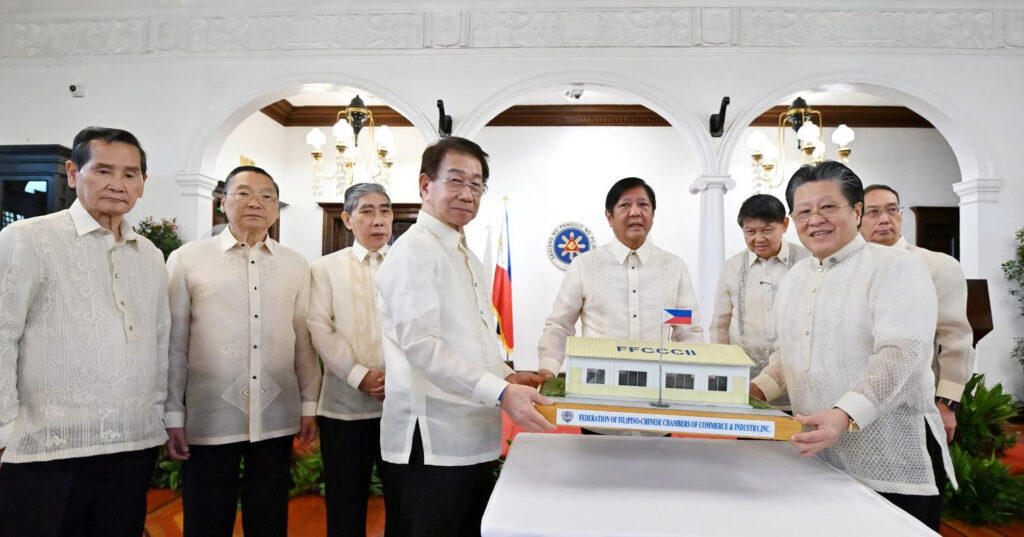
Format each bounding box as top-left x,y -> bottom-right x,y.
714,71 -> 993,183
456,70 -> 717,177
184,71 -> 438,177
713,69 -> 999,280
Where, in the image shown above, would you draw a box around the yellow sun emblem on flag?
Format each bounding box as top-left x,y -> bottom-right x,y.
557,232 -> 587,260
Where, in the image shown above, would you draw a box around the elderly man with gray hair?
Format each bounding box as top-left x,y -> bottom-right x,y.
307,182 -> 394,537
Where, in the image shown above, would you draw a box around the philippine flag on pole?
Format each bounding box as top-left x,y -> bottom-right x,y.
492,208 -> 514,353
662,308 -> 693,325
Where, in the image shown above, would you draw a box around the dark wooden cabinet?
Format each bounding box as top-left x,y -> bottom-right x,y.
0,145 -> 76,230
318,202 -> 420,255
966,279 -> 992,347
910,206 -> 959,260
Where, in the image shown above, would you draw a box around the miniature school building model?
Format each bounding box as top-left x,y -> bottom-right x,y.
564,337 -> 755,406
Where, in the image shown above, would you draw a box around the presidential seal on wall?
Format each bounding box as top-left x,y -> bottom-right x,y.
547,222 -> 595,270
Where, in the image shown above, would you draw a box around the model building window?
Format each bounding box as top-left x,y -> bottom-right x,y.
585,368 -> 606,385
618,370 -> 648,387
665,373 -> 695,389
707,375 -> 729,392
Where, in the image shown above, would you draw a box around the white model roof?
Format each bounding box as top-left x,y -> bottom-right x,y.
566,337 -> 755,367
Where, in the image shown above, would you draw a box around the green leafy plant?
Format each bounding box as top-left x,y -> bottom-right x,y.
151,437 -> 386,499
289,449 -> 324,497
369,464 -> 384,497
1002,226 -> 1024,373
943,444 -> 1024,525
954,374 -> 1019,458
150,448 -> 182,490
942,374 -> 1023,525
134,216 -> 183,260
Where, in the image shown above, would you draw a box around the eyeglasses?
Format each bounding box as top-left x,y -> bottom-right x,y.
792,204 -> 851,223
227,190 -> 278,205
863,206 -> 902,219
438,176 -> 487,197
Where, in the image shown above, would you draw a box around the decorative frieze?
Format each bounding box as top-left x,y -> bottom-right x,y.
0,7 -> 1021,58
739,9 -> 997,49
1005,11 -> 1024,48
188,13 -> 424,52
470,9 -> 693,48
699,8 -> 734,46
1,19 -> 147,57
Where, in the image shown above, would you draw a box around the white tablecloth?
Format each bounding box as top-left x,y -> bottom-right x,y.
481,433 -> 937,537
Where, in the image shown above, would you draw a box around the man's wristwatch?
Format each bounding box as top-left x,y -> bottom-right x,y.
834,407 -> 858,432
936,397 -> 961,412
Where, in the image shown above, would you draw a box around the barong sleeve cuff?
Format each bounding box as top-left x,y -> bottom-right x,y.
935,379 -> 966,402
834,391 -> 878,430
301,402 -> 318,416
751,374 -> 783,403
346,364 -> 371,391
473,373 -> 510,407
538,358 -> 562,377
164,411 -> 185,429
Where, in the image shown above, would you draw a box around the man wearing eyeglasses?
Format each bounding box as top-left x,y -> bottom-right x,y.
376,137 -> 554,537
537,177 -> 703,436
860,184 -> 972,442
711,194 -> 809,393
749,162 -> 954,531
164,166 -> 321,537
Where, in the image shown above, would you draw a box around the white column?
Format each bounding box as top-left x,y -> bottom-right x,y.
175,172 -> 220,241
952,178 -> 1002,278
689,174 -> 735,337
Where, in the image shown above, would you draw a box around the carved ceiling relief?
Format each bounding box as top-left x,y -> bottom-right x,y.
429,11 -> 466,48
739,10 -> 996,48
470,10 -> 692,48
2,19 -> 147,57
700,8 -> 733,46
1005,11 -> 1024,48
149,17 -> 186,52
188,13 -> 424,52
0,8 -> 1021,57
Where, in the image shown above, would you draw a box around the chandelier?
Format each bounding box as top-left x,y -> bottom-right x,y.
745,97 -> 855,193
304,95 -> 397,196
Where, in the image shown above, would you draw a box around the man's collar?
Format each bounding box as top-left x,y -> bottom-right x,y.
218,226 -> 276,255
609,238 -> 652,265
69,199 -> 137,242
810,234 -> 865,268
747,240 -> 791,267
894,235 -> 910,250
352,241 -> 389,261
418,211 -> 463,249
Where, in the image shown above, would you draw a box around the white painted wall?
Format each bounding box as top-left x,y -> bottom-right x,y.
1,1 -> 1021,397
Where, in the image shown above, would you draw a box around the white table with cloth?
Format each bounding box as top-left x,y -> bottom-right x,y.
481,433 -> 937,537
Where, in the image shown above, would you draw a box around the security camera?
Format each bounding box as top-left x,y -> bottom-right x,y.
69,84 -> 84,97
563,86 -> 584,101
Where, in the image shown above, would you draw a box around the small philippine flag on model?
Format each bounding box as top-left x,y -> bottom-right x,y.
662,308 -> 693,325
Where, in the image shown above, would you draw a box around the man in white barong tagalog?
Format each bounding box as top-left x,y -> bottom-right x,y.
711,194 -> 809,384
859,183 -> 973,442
537,177 -> 704,378
307,182 -> 393,537
164,165 -> 321,537
536,177 -> 703,435
749,161 -> 955,531
375,137 -> 555,537
0,126 -> 170,537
